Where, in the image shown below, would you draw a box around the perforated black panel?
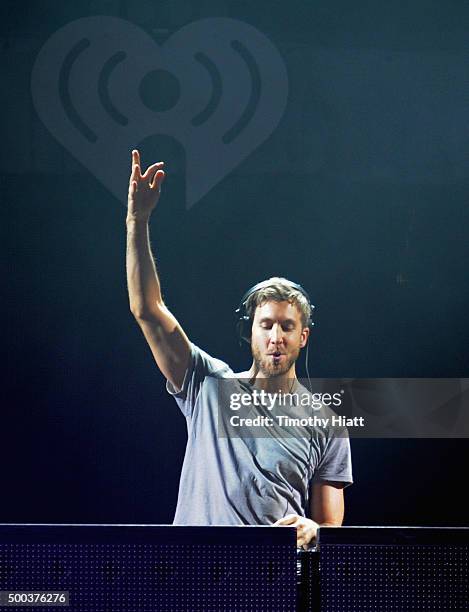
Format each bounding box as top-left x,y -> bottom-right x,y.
319,527 -> 469,612
0,525 -> 297,612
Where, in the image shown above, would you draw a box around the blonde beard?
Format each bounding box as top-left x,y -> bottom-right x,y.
251,345 -> 300,377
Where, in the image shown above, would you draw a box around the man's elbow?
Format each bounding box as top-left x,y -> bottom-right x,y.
130,303 -> 162,322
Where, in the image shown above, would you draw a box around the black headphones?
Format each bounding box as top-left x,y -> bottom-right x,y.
235,279 -> 315,346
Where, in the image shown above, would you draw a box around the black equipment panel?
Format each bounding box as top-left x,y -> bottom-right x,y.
0,524 -> 297,612
318,526 -> 469,611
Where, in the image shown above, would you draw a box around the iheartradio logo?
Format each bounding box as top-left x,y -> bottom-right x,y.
31,16 -> 288,209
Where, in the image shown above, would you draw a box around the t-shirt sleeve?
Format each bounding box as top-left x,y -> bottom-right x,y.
166,342 -> 230,418
312,433 -> 353,488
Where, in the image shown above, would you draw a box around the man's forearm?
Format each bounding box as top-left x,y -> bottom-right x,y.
126,217 -> 162,317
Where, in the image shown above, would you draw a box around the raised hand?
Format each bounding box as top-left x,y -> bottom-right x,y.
127,149 -> 165,222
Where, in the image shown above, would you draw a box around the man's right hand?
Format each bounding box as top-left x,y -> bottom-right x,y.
127,149 -> 165,222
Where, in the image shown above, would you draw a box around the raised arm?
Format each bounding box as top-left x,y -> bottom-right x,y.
126,149 -> 191,390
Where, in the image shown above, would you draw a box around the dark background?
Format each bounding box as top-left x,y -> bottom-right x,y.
1,1 -> 468,526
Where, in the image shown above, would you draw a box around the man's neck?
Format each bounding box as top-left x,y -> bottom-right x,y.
243,362 -> 297,393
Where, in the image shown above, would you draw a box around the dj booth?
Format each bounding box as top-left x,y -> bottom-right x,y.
0,524 -> 468,611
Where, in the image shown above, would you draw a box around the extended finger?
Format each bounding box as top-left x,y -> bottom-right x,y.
131,160 -> 140,176
129,164 -> 140,188
132,149 -> 140,168
143,161 -> 165,181
130,152 -> 142,181
131,150 -> 142,178
129,180 -> 137,196
151,169 -> 165,190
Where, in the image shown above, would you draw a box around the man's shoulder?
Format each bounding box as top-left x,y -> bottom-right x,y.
191,342 -> 234,378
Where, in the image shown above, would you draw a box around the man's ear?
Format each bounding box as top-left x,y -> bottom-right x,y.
300,326 -> 310,348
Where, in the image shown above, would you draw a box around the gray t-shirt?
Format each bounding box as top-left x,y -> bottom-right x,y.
167,343 -> 353,525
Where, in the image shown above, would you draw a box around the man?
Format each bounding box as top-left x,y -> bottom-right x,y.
126,150 -> 353,548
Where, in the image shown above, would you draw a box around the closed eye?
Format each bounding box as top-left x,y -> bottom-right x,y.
259,321 -> 295,331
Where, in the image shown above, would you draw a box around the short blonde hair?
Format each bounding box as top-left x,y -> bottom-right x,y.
245,277 -> 312,329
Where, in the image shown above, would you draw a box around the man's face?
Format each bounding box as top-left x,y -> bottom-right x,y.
250,300 -> 309,377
